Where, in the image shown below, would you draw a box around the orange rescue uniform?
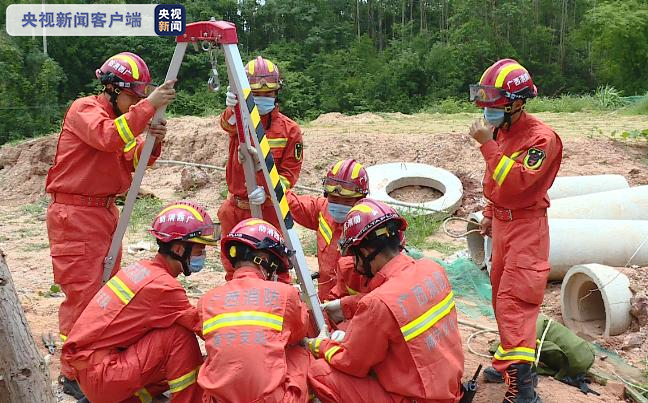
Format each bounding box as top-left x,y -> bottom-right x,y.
61,255 -> 203,403
327,257 -> 369,321
308,254 -> 464,403
286,191 -> 343,299
197,266 -> 310,403
217,107 -> 303,281
480,111 -> 562,372
46,95 -> 161,342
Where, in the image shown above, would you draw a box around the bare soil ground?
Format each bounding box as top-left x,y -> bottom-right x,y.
1,111 -> 647,402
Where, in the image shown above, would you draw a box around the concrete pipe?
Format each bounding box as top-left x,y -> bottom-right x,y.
366,163 -> 464,216
549,185 -> 648,220
561,264 -> 632,337
466,217 -> 648,280
548,175 -> 629,200
466,211 -> 492,273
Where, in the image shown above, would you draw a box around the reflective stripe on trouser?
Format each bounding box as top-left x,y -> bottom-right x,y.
490,215 -> 550,373
76,324 -> 203,403
216,199 -> 290,284
47,202 -> 121,379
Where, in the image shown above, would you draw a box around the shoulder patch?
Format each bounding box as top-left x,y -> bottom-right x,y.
523,148 -> 546,169
295,142 -> 303,161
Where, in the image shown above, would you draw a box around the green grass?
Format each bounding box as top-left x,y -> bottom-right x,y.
127,196 -> 166,233
625,93 -> 648,115
16,227 -> 40,237
301,231 -> 318,256
414,86 -> 647,115
421,98 -> 478,114
22,242 -> 50,252
427,240 -> 464,256
20,197 -> 49,219
399,211 -> 447,250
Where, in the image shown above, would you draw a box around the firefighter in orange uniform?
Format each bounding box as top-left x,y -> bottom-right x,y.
197,218 -> 310,402
46,52 -> 176,372
61,201 -> 219,403
217,56 -> 303,282
287,159 -> 369,303
468,59 -> 563,403
306,199 -> 464,403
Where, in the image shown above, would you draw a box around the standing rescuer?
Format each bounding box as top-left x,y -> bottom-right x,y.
198,218 -> 310,402
287,158 -> 369,302
468,58 -> 563,403
218,56 -> 304,282
45,51 -> 176,397
305,199 -> 464,403
61,201 -> 220,403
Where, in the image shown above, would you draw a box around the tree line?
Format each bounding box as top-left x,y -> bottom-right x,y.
1,0 -> 647,145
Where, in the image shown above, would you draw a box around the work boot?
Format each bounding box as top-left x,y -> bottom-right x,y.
502,364 -> 542,403
59,375 -> 86,400
483,366 -> 504,383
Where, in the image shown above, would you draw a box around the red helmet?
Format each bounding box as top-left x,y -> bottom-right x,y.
96,52 -> 154,98
469,58 -> 537,108
323,159 -> 369,198
149,201 -> 219,245
221,218 -> 293,272
339,199 -> 408,256
246,56 -> 281,92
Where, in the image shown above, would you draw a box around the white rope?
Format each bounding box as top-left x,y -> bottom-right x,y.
535,318 -> 553,366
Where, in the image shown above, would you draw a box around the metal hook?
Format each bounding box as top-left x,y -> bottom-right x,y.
207,47 -> 220,92
201,41 -> 212,52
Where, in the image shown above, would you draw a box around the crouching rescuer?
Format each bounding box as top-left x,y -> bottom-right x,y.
468,58 -> 563,403
305,199 -> 465,403
197,218 -> 311,402
61,201 -> 220,402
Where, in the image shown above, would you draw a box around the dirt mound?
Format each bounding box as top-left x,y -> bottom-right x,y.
311,112 -> 385,125
1,113 -> 647,215
0,136 -> 57,203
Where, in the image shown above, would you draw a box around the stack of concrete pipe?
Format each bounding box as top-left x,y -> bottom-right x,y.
466,175 -> 647,336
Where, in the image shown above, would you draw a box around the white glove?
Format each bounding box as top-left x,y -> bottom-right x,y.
331,330 -> 346,342
225,85 -> 238,108
248,186 -> 266,206
237,144 -> 262,171
321,299 -> 345,324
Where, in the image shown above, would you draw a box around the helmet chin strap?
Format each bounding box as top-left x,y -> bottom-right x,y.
160,242 -> 193,276
353,247 -> 382,278
500,103 -> 524,129
104,86 -> 124,117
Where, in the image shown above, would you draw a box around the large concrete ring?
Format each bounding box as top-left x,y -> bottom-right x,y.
561,263 -> 632,337
366,163 -> 463,216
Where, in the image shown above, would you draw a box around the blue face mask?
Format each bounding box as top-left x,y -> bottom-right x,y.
483,107 -> 505,127
189,254 -> 206,273
255,96 -> 276,115
327,202 -> 352,223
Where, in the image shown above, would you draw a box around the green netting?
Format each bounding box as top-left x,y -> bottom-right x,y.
402,249 -> 494,318
437,257 -> 494,318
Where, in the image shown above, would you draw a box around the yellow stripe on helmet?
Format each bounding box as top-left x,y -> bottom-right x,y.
351,162 -> 363,179
266,60 -> 275,72
115,54 -> 140,80
331,160 -> 344,175
349,203 -> 373,214
157,205 -> 204,222
495,63 -> 525,88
